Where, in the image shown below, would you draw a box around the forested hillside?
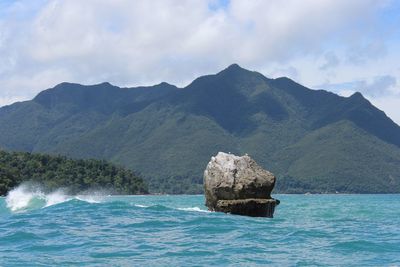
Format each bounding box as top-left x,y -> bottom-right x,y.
0,150 -> 148,196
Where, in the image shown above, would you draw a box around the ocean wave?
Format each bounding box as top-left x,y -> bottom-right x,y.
177,207 -> 209,213
133,204 -> 149,208
5,184 -> 209,215
133,204 -> 209,213
5,183 -> 106,212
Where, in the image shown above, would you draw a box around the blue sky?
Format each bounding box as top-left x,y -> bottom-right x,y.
0,0 -> 399,123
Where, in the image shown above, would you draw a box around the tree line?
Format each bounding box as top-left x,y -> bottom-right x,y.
0,150 -> 148,196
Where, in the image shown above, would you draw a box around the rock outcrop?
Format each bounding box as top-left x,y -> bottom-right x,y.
204,152 -> 279,217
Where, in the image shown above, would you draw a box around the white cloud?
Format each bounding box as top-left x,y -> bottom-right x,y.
0,0 -> 399,124
316,75 -> 398,97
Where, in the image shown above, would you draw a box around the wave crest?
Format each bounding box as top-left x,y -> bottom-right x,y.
5,183 -> 106,212
177,207 -> 209,213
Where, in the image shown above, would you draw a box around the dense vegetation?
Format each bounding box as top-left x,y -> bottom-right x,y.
0,64 -> 400,193
0,150 -> 148,196
273,120 -> 400,193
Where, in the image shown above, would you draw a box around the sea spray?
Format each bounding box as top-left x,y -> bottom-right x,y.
44,189 -> 71,207
5,183 -> 107,212
76,191 -> 108,203
6,183 -> 70,212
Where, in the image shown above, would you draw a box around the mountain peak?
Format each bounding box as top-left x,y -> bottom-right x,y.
215,64 -> 264,80
350,91 -> 364,99
53,82 -> 80,88
222,63 -> 247,73
156,81 -> 175,87
348,92 -> 369,104
98,82 -> 113,87
226,63 -> 242,69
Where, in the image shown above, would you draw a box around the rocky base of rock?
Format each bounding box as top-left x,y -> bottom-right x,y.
215,198 -> 280,217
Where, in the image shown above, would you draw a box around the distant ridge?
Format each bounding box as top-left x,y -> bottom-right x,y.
1,64 -> 399,193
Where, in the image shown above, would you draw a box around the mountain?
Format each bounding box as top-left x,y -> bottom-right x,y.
0,150 -> 148,196
1,64 -> 400,193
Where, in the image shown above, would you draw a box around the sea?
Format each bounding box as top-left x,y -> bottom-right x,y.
0,185 -> 399,266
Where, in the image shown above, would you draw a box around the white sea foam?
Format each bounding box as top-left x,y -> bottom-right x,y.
44,189 -> 71,207
177,207 -> 209,213
5,184 -> 43,211
5,183 -> 107,212
75,195 -> 103,203
134,204 -> 149,208
76,189 -> 109,203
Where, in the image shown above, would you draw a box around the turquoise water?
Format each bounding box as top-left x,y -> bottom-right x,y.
1,189 -> 400,266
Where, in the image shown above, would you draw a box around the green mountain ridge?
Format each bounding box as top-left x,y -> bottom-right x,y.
1,64 -> 399,193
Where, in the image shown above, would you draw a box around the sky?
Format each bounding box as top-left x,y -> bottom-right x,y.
0,0 -> 399,124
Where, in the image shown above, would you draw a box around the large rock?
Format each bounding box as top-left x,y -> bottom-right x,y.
204,152 -> 279,217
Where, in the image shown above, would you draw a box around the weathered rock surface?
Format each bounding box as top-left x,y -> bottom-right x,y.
204,152 -> 279,217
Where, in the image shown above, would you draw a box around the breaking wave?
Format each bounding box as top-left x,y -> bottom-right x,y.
131,203 -> 209,213
4,184 -> 209,214
177,207 -> 209,213
5,183 -> 106,212
134,204 -> 149,208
